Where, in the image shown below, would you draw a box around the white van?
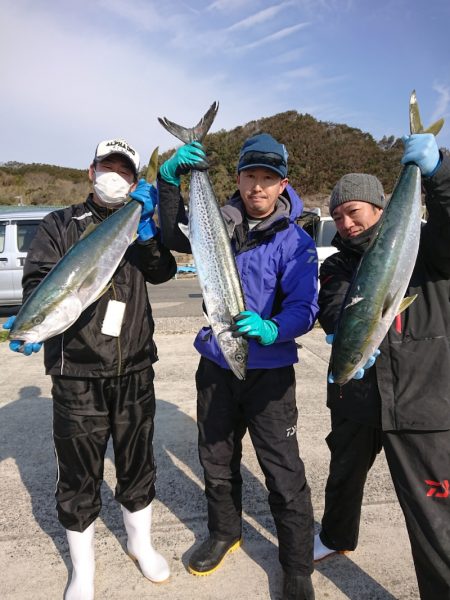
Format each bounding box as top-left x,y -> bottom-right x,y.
313,216 -> 338,267
298,209 -> 338,268
0,206 -> 60,306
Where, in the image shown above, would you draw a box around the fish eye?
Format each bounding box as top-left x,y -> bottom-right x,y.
235,352 -> 245,364
32,314 -> 45,325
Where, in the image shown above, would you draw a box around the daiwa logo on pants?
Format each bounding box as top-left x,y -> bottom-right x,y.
425,479 -> 449,498
286,425 -> 297,437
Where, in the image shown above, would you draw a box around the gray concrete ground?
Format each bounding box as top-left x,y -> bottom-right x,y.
0,314 -> 420,599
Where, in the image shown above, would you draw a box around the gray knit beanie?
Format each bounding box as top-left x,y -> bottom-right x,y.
329,173 -> 385,215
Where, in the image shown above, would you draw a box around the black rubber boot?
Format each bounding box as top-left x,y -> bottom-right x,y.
188,536 -> 242,576
282,573 -> 315,600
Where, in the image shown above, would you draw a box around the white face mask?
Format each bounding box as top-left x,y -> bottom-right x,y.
93,170 -> 132,206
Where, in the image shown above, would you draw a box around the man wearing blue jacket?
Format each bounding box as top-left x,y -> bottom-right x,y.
157,133 -> 319,600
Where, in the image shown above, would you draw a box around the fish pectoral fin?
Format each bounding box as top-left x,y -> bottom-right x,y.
79,223 -> 98,240
424,119 -> 444,137
79,270 -> 112,304
397,294 -> 418,314
217,326 -> 232,338
90,281 -> 112,304
0,330 -> 10,342
344,295 -> 364,310
178,222 -> 190,240
225,220 -> 235,239
82,268 -> 99,289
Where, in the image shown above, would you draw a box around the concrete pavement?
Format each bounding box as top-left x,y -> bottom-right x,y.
0,318 -> 419,599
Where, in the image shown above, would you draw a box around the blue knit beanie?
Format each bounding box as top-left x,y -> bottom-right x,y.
238,133 -> 288,178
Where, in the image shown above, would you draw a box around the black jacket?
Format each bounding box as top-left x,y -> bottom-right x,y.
318,155 -> 450,431
22,195 -> 177,377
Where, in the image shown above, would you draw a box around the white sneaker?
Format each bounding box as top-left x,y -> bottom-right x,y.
313,532 -> 342,562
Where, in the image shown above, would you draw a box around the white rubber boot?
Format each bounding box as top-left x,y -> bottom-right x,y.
65,522 -> 95,600
122,503 -> 170,583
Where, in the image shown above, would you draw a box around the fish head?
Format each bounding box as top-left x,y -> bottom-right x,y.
10,295 -> 83,343
330,306 -> 382,386
330,344 -> 365,386
217,329 -> 248,380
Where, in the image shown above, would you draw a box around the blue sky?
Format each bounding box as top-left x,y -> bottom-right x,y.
1,0 -> 449,170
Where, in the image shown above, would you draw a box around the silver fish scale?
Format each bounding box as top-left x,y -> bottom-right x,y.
188,170 -> 248,378
11,201 -> 141,343
331,165 -> 422,384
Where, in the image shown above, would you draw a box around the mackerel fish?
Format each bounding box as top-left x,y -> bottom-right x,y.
158,102 -> 248,379
330,90 -> 444,385
4,148 -> 161,344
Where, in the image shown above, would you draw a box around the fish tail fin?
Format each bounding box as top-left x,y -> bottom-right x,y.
410,90 -> 445,135
424,119 -> 445,136
0,330 -> 10,342
145,147 -> 159,184
158,101 -> 219,143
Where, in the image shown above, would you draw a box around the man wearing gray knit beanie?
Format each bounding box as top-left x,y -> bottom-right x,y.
328,173 -> 386,239
314,132 -> 450,600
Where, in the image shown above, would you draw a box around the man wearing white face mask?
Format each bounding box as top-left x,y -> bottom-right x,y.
91,139 -> 138,206
3,139 -> 177,599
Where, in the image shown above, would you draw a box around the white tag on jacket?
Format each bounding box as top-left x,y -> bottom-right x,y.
101,300 -> 126,337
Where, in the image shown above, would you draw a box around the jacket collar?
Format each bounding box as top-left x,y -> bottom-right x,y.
222,190 -> 290,232
333,221 -> 380,256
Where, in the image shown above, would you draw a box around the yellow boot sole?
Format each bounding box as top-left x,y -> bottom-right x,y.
188,539 -> 243,576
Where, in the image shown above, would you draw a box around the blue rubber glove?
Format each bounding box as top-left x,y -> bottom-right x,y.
129,178 -> 158,241
159,141 -> 208,186
231,311 -> 279,346
2,316 -> 42,356
401,133 -> 440,177
326,333 -> 380,383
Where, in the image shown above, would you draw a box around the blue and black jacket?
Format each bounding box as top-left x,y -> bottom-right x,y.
158,178 -> 319,370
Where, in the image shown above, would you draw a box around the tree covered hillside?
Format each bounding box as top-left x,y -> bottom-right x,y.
1,110 -> 445,213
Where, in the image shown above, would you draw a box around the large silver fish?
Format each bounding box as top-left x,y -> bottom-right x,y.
3,149 -> 161,345
330,91 -> 444,385
5,201 -> 141,343
158,103 -> 248,379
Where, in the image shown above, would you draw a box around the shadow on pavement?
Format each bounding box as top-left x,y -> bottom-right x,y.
153,397 -> 397,600
2,386 -> 398,599
154,396 -> 283,598
0,385 -> 130,590
314,552 -> 398,599
0,386 -> 70,569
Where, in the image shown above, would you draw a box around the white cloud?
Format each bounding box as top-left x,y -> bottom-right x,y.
207,0 -> 256,11
0,2 -> 234,166
226,2 -> 295,31
432,83 -> 450,121
238,22 -> 310,51
4,0 -> 447,166
284,66 -> 317,79
96,0 -> 190,32
269,48 -> 305,64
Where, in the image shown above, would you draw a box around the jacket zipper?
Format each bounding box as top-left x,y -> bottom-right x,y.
111,280 -> 122,376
